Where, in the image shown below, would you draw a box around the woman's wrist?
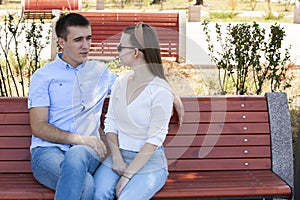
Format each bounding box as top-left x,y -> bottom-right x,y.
122,174 -> 131,180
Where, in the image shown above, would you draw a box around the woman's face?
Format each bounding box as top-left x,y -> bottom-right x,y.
118,33 -> 135,67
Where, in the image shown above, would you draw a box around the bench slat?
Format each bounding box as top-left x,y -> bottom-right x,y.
182,111 -> 269,123
164,135 -> 270,146
154,170 -> 291,198
168,123 -> 270,135
168,158 -> 271,171
0,137 -> 31,148
0,161 -> 31,173
0,174 -> 54,200
0,125 -> 31,136
165,146 -> 270,159
182,96 -> 267,111
0,114 -> 29,125
0,149 -> 30,161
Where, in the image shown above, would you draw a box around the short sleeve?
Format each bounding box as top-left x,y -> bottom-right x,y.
28,70 -> 50,109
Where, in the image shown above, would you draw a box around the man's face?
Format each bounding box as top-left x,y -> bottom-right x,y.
58,26 -> 92,67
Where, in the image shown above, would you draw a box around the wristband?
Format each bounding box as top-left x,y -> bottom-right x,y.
122,174 -> 131,180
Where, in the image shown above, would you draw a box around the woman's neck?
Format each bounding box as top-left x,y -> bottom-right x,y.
131,64 -> 155,82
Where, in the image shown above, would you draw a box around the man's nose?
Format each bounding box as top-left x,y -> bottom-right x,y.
82,39 -> 90,48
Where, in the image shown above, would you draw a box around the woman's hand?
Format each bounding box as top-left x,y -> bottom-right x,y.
116,175 -> 130,198
173,93 -> 184,126
112,158 -> 128,175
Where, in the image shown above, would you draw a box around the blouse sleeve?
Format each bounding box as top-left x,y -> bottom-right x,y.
146,86 -> 174,146
103,78 -> 119,135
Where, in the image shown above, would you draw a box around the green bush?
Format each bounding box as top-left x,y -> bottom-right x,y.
202,21 -> 292,95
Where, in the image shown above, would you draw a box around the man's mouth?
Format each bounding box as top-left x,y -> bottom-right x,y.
80,52 -> 89,56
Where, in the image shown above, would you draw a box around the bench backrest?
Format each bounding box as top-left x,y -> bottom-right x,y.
50,11 -> 186,62
164,96 -> 270,171
22,0 -> 81,11
0,96 -> 271,173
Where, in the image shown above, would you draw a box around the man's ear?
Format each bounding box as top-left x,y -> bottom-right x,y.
57,38 -> 65,49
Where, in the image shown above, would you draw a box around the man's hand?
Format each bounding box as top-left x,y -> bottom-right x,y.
75,135 -> 107,158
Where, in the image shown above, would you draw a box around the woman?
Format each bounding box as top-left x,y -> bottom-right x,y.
94,22 -> 175,200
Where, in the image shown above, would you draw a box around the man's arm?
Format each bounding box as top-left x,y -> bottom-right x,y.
29,107 -> 106,157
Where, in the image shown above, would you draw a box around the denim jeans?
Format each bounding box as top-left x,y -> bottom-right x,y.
31,145 -> 101,200
94,147 -> 168,200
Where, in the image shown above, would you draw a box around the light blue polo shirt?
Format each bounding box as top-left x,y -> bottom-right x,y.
28,53 -> 117,152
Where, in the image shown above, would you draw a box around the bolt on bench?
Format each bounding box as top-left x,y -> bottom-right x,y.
0,92 -> 293,199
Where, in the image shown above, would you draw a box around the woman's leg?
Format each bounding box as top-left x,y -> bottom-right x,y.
94,156 -> 120,200
118,168 -> 168,200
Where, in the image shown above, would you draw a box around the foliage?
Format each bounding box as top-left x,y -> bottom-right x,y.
264,12 -> 285,20
202,21 -> 292,95
0,14 -> 51,97
106,59 -> 130,75
209,11 -> 240,20
290,108 -> 300,156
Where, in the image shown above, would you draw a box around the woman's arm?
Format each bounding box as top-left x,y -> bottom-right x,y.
172,92 -> 184,126
106,132 -> 128,175
116,142 -> 157,197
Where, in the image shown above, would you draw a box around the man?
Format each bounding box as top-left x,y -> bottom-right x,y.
29,13 -> 183,200
28,13 -> 116,200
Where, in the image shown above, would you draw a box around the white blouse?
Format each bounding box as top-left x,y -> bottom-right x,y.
104,72 -> 174,152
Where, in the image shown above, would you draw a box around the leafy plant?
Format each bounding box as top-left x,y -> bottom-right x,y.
202,20 -> 292,95
0,13 -> 51,97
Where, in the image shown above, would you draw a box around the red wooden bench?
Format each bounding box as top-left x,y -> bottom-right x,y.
21,0 -> 81,20
0,93 -> 293,199
50,11 -> 186,62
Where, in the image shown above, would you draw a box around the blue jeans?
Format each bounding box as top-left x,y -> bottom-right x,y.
31,145 -> 101,200
94,147 -> 168,200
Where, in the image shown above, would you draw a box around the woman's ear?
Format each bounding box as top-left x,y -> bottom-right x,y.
133,48 -> 139,57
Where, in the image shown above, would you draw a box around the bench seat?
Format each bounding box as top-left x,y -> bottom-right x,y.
0,170 -> 290,200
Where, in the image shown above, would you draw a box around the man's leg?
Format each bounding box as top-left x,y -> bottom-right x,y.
55,145 -> 101,200
31,146 -> 64,190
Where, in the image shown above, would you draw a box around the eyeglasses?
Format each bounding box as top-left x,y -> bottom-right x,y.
117,44 -> 144,53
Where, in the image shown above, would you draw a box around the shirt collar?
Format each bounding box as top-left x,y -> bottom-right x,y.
55,52 -> 85,70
